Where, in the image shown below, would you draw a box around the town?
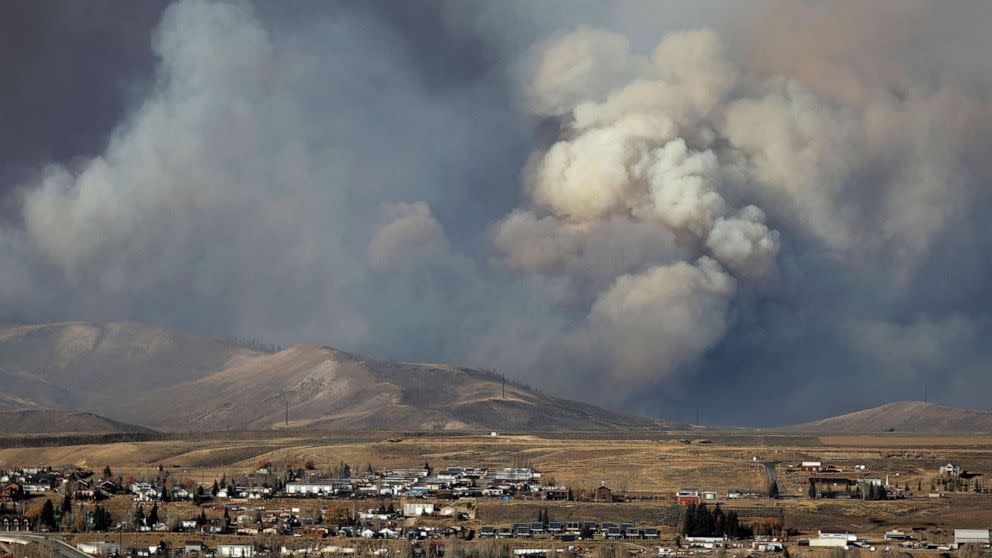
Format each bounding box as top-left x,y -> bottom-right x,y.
0,447 -> 988,558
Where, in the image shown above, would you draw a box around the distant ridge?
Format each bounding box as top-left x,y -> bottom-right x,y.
0,322 -> 678,433
782,401 -> 992,434
0,410 -> 154,435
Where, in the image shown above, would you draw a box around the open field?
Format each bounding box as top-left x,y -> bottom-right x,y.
1,430 -> 991,543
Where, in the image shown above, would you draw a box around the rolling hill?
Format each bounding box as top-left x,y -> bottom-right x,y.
0,322 -> 673,432
0,410 -> 154,435
782,401 -> 992,434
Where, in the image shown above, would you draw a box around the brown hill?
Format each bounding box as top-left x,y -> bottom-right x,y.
0,410 -> 154,434
0,322 -> 672,432
782,401 -> 992,434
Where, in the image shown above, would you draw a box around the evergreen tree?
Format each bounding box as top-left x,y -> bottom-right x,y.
808,480 -> 817,499
198,509 -> 207,526
212,480 -> 220,497
133,505 -> 146,527
149,503 -> 159,526
681,503 -> 696,536
712,505 -> 725,536
103,466 -> 112,480
580,524 -> 594,539
92,506 -> 111,531
342,464 -> 351,479
60,494 -> 72,514
41,499 -> 57,531
693,503 -> 713,536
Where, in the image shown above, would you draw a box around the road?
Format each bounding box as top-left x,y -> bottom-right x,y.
0,531 -> 95,558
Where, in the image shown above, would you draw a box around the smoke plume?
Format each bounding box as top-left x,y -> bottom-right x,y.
2,0 -> 992,424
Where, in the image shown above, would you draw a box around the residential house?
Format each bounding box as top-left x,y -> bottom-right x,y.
403,503 -> 435,517
940,463 -> 962,477
676,489 -> 700,505
1,481 -> 23,500
593,484 -> 613,502
218,544 -> 255,558
0,516 -> 27,531
76,542 -> 121,556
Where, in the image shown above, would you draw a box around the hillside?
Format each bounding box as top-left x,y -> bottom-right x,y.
782,401 -> 992,434
0,410 -> 154,435
0,322 -> 672,432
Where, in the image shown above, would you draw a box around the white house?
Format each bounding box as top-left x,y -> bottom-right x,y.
285,482 -> 337,495
77,542 -> 121,556
940,463 -> 962,477
685,537 -> 726,549
218,544 -> 255,558
403,503 -> 435,517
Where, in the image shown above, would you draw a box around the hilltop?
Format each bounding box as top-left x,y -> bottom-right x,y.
782,400 -> 992,434
0,410 -> 154,435
0,322 -> 673,432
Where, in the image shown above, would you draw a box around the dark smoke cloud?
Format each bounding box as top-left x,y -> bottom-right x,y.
2,0 -> 992,426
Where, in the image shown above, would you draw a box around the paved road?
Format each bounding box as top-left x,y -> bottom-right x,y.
0,531 -> 94,558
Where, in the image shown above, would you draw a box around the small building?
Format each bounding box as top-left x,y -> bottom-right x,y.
403,503 -> 435,517
884,530 -> 912,541
801,461 -> 840,473
218,544 -> 255,558
0,516 -> 27,531
1,482 -> 23,500
701,491 -> 717,501
676,489 -> 700,505
593,484 -> 613,502
940,463 -> 962,477
954,529 -> 990,548
685,536 -> 725,549
77,542 -> 121,556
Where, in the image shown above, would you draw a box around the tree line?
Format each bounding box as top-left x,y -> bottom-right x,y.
680,503 -> 752,539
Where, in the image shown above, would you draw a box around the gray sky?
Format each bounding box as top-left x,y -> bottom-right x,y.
2,0 -> 991,426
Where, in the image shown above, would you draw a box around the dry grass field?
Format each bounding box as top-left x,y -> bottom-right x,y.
2,430 -> 990,544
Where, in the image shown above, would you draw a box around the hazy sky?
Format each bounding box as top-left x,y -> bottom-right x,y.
3,0 -> 992,426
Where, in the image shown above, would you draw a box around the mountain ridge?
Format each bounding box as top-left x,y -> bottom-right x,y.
0,409 -> 154,435
781,400 -> 992,433
0,322 -> 675,433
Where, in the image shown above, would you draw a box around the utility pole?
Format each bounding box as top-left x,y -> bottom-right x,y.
696,405 -> 700,426
285,398 -> 289,426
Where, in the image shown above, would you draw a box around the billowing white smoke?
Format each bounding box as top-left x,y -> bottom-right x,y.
3,0 -> 992,417
494,12 -> 992,396
497,29 -> 780,384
